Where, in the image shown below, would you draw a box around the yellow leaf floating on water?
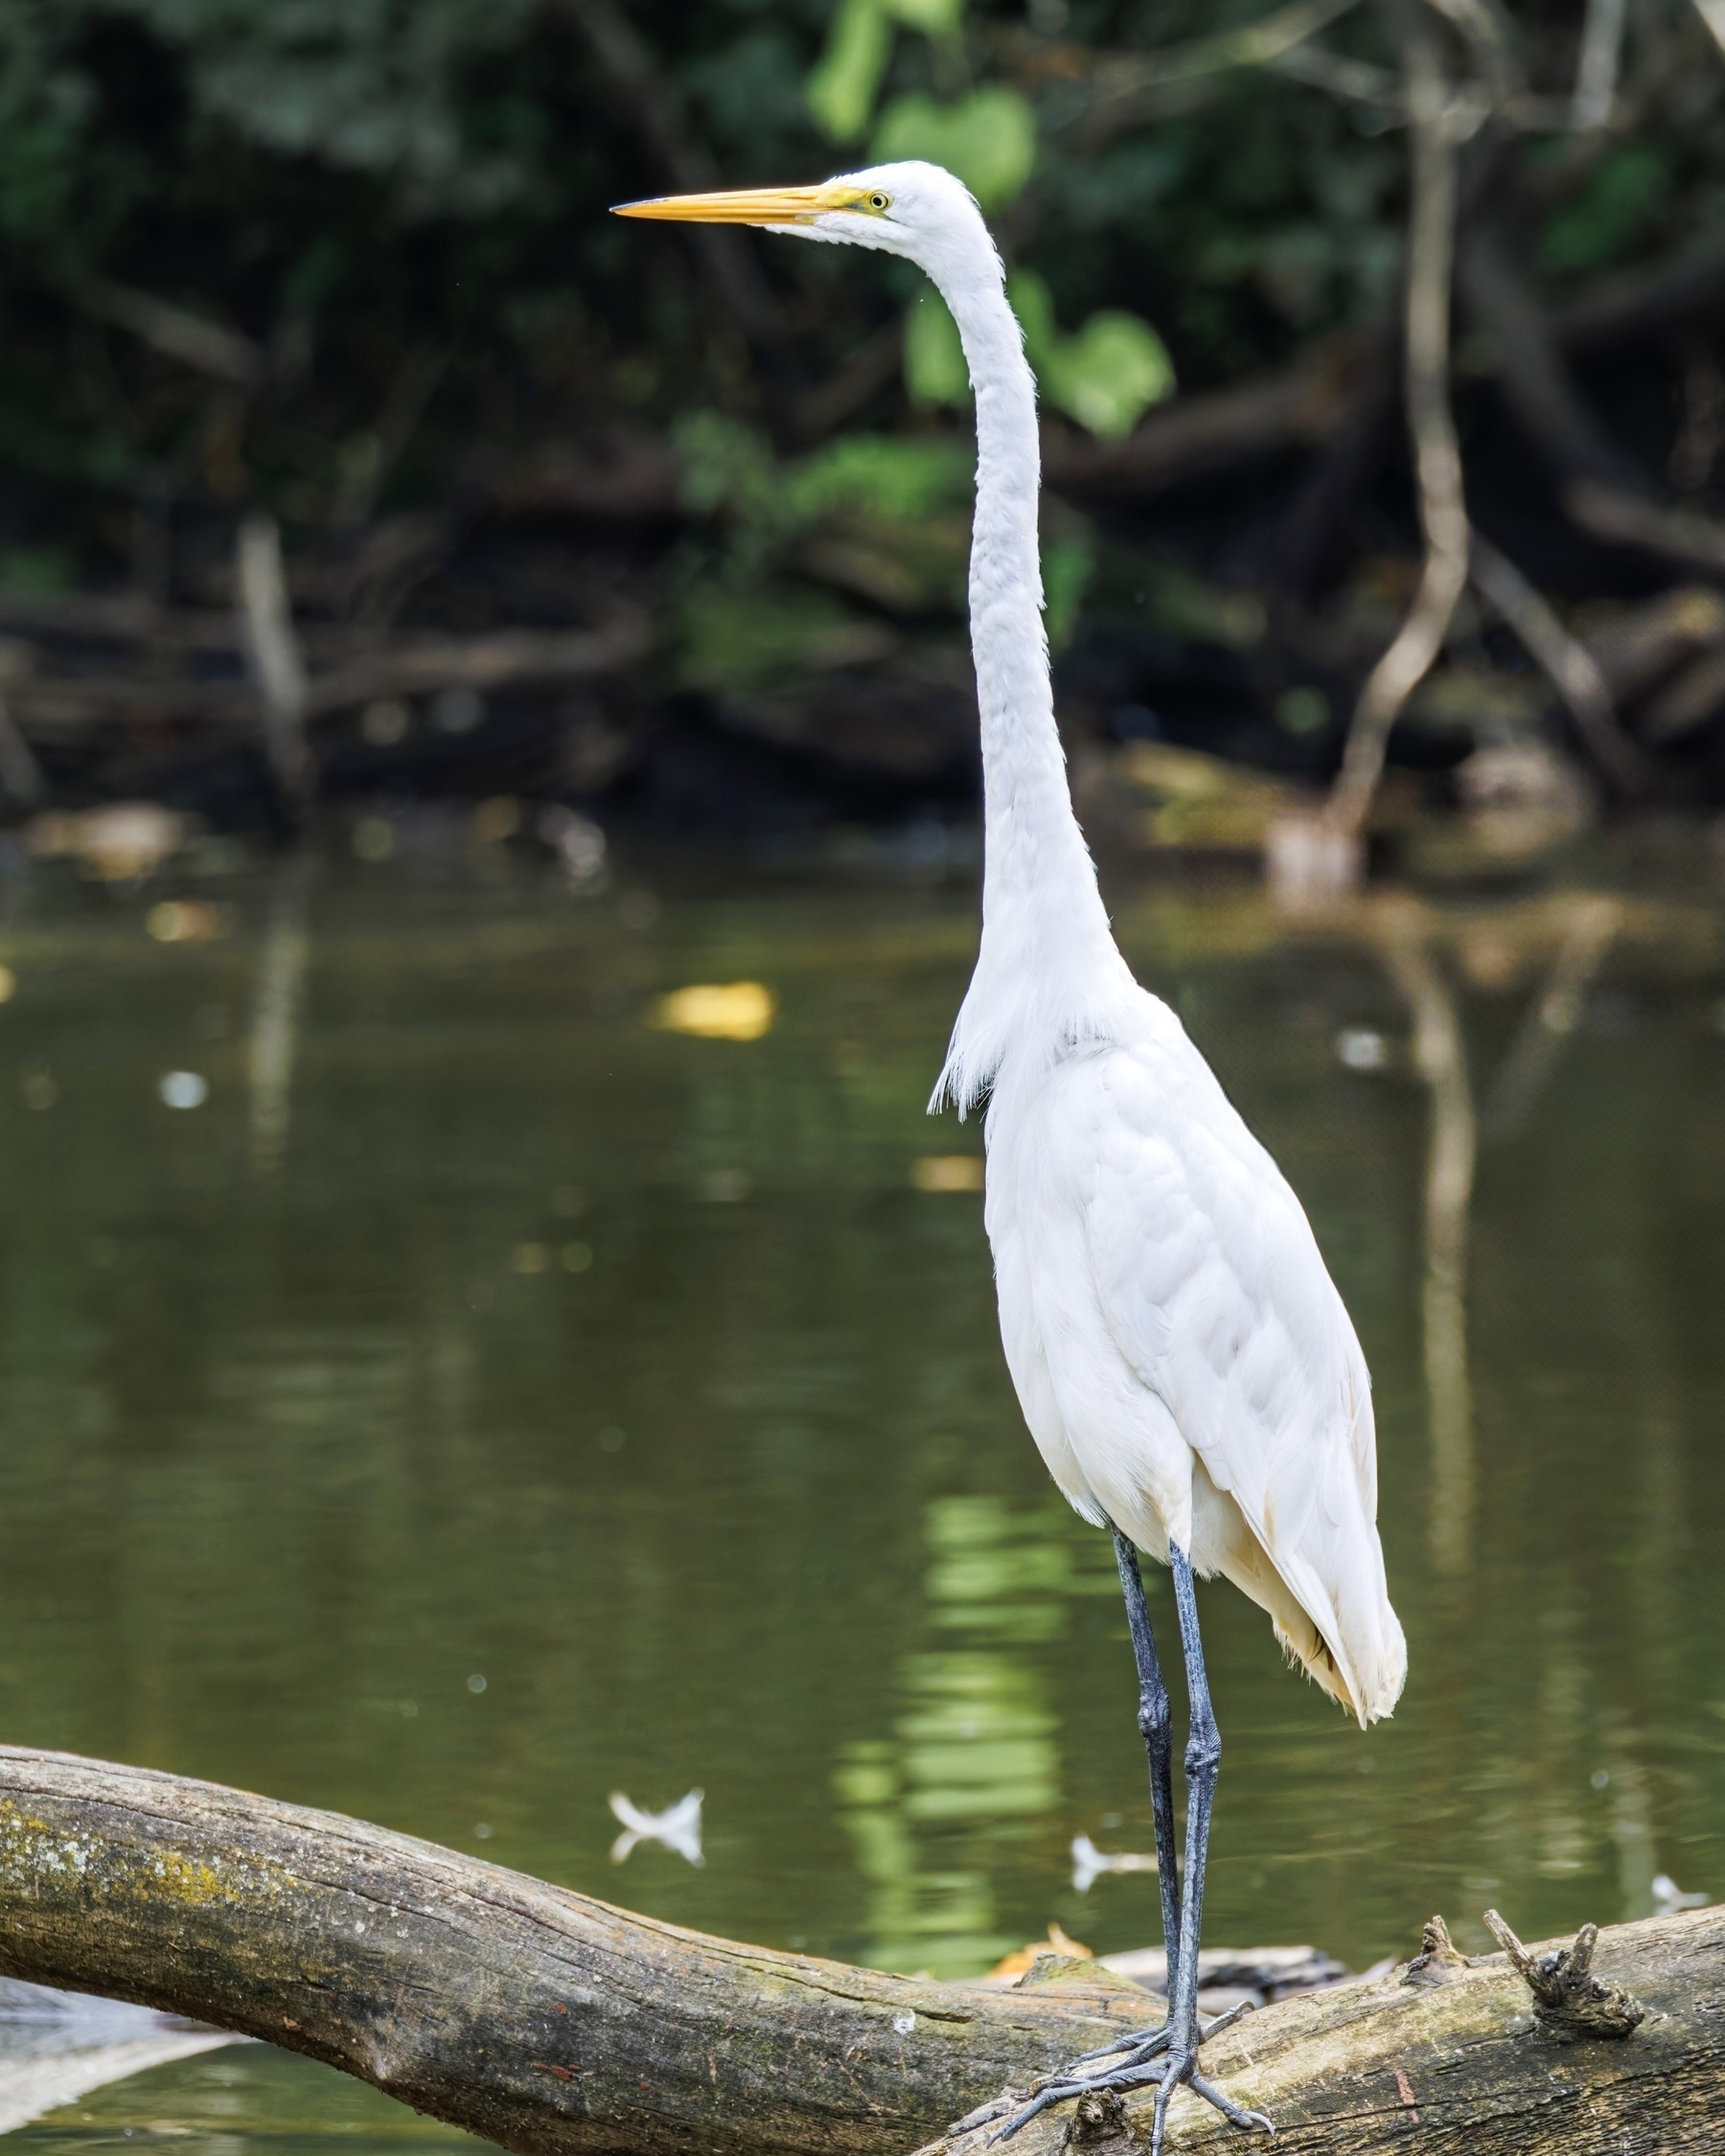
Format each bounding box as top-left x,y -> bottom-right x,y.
912,1154 -> 984,1193
985,1923 -> 1093,1983
650,981 -> 777,1043
147,900 -> 226,944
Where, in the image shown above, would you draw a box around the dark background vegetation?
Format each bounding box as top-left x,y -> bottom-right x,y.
4,0 -> 1725,838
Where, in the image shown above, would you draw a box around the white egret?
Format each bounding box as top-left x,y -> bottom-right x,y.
617,162 -> 1405,2150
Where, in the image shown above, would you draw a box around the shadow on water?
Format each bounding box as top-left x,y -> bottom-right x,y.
0,839 -> 1722,2141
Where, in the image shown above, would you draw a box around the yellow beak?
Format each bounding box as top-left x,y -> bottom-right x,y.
612,184 -> 839,227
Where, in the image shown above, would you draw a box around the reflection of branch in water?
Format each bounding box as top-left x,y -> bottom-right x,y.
1481,896 -> 1622,1141
249,858 -> 311,1176
1377,913 -> 1476,1578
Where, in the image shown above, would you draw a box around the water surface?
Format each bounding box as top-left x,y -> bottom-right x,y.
1,837 -> 1721,2145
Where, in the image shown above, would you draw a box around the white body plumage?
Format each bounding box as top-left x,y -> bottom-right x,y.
871,162 -> 1406,1726
618,157 -> 1406,1729
983,1007 -> 1405,1724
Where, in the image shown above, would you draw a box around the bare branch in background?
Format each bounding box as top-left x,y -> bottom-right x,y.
552,0 -> 788,364
1641,642 -> 1725,741
1566,480 -> 1725,576
1454,213 -> 1725,580
1422,0 -> 1521,109
1267,42 -> 1398,111
1571,0 -> 1627,127
1034,0 -> 1368,144
793,320 -> 907,441
1376,907 -> 1475,1580
1045,333 -> 1360,497
77,280 -> 262,387
2,615 -> 650,742
1328,7 -> 1471,841
236,515 -> 311,807
1468,531 -> 1654,795
331,341 -> 450,532
1459,227 -> 1650,495
300,616 -> 650,719
1538,227 -> 1725,352
1668,341 -> 1725,491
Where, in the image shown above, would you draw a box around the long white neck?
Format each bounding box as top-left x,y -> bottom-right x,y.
931,258 -> 1133,1114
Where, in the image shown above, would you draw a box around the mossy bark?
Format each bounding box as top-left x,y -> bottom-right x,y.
0,1749 -> 1717,2155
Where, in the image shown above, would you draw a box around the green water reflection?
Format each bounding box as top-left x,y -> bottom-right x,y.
0,845 -> 1722,2145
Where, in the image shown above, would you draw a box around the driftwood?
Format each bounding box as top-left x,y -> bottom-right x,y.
0,1749 -> 1718,2155
2,615 -> 649,740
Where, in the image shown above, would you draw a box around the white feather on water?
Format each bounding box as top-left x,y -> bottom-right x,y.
608,1790 -> 703,1867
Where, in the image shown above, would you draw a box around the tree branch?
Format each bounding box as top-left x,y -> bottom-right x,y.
553,0 -> 788,366
1467,530 -> 1654,794
1456,222 -> 1650,494
1328,7 -> 1471,838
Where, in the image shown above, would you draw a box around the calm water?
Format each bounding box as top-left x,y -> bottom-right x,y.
1,834 -> 1722,2146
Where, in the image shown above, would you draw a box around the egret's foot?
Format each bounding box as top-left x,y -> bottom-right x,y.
1063,1997 -> 1250,2073
1147,2045 -> 1273,2156
982,2004 -> 1260,2148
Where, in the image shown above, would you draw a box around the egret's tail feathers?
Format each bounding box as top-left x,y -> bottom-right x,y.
1265,1595 -> 1406,1727
1196,1457 -> 1406,1727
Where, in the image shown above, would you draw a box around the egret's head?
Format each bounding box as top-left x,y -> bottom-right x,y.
613,161 -> 994,287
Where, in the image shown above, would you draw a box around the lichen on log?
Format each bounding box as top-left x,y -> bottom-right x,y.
0,1748 -> 1718,2155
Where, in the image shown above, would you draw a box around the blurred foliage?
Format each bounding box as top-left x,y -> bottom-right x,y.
0,0 -> 1415,523
1533,143 -> 1676,282
0,0 -> 1721,697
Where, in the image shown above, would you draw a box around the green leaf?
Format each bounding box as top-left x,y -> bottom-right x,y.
881,0 -> 966,32
671,409 -> 778,521
871,87 -> 1036,211
1010,274 -> 1175,438
787,432 -> 973,519
904,288 -> 972,407
677,585 -> 862,693
806,0 -> 892,144
1005,268 -> 1059,369
807,0 -> 966,143
1041,531 -> 1094,652
0,545 -> 74,596
1042,311 -> 1175,438
1534,144 -> 1672,282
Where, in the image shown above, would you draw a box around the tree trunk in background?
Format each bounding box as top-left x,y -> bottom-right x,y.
0,1749 -> 1717,2155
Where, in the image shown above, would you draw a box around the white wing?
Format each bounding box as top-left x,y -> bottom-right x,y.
998,1000 -> 1405,1726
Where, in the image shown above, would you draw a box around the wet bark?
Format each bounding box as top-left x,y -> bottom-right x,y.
0,1748 -> 1718,2156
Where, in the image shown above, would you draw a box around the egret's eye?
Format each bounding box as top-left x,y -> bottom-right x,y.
866,192 -> 891,213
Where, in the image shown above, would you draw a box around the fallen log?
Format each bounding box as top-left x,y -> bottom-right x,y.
922,1904 -> 1725,2152
0,1747 -> 1718,2155
0,1748 -> 1135,2156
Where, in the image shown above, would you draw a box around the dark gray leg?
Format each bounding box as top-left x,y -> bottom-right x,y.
1113,1526 -> 1183,1967
984,1538 -> 1270,2152
1148,1544 -> 1271,2156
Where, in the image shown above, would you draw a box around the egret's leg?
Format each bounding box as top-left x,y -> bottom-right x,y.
1043,1530 -> 1181,2068
1146,1544 -> 1272,2156
1112,1526 -> 1183,1970
979,1542 -> 1270,2152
